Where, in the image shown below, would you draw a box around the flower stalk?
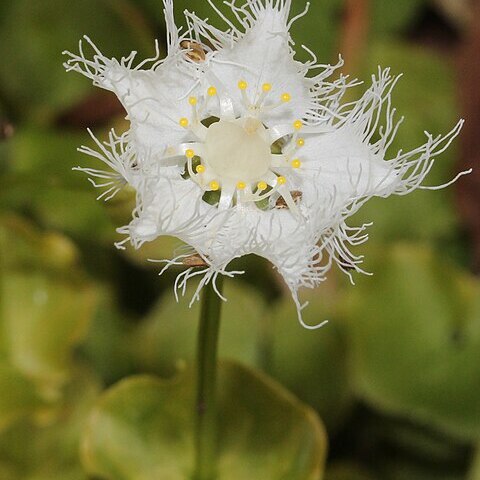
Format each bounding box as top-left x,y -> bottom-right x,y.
194,276 -> 224,480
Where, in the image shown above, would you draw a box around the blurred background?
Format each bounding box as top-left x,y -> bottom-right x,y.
0,0 -> 479,479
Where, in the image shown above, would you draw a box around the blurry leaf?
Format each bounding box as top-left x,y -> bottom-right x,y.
0,216 -> 97,438
0,128 -> 121,245
326,462 -> 376,480
133,277 -> 352,431
346,243 -> 480,441
0,216 -> 97,390
0,216 -> 79,273
82,361 -> 327,480
81,287 -> 138,385
376,419 -> 468,466
353,42 -> 460,242
267,288 -> 353,432
0,365 -> 43,432
26,469 -> 87,480
0,369 -> 100,480
133,281 -> 266,377
371,0 -> 426,36
378,458 -> 465,480
1,272 -> 96,389
0,0 -> 155,122
469,446 -> 480,480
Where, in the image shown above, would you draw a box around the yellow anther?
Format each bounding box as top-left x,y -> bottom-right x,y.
262,83 -> 272,92
257,181 -> 268,191
196,165 -> 206,174
277,176 -> 287,185
293,120 -> 303,130
238,80 -> 248,90
185,149 -> 195,159
291,159 -> 302,169
237,181 -> 247,190
179,117 -> 189,128
209,181 -> 220,191
281,92 -> 291,103
207,86 -> 217,96
296,138 -> 305,147
189,96 -> 198,106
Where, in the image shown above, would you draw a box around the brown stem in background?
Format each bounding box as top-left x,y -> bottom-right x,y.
339,0 -> 370,74
456,0 -> 480,273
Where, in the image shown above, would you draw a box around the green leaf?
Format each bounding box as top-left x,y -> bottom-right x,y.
0,215 -> 79,273
133,278 -> 352,431
326,463 -> 376,480
267,288 -> 353,432
0,0 -> 156,122
371,0 -> 426,36
352,42 -> 460,242
346,244 -> 480,441
2,272 -> 95,384
469,446 -> 480,480
0,370 -> 100,480
1,129 -> 120,245
378,458 -> 465,480
0,217 -> 97,435
132,281 -> 266,378
82,361 -> 327,480
1,272 -> 96,388
0,365 -> 43,432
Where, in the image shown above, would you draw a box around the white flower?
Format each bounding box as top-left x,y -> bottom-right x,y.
64,0 -> 468,328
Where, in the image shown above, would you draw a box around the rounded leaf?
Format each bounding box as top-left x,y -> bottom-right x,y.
82,361 -> 327,480
347,244 -> 480,440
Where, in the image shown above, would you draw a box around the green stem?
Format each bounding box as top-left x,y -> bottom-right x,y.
193,276 -> 224,480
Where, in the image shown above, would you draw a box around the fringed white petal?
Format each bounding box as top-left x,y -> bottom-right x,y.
65,1 -> 466,328
64,36 -> 205,163
185,1 -> 350,126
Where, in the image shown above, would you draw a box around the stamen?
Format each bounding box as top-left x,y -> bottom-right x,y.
293,120 -> 303,130
256,82 -> 272,108
281,93 -> 291,103
196,165 -> 206,174
297,138 -> 305,147
179,117 -> 189,128
189,97 -> 199,123
277,176 -> 287,185
257,181 -> 268,191
209,181 -> 220,191
207,86 -> 217,97
185,149 -> 195,159
291,159 -> 302,169
238,80 -> 248,90
236,181 -> 247,190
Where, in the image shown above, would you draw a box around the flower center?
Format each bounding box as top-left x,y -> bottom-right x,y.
175,81 -> 309,211
203,118 -> 271,183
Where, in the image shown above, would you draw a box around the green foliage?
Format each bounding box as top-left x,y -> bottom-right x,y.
131,279 -> 352,432
0,215 -> 99,471
352,41 -> 460,242
0,0 -> 476,479
82,361 -> 327,480
0,370 -> 99,480
346,244 -> 480,441
266,289 -> 352,431
0,0 -> 156,123
132,281 -> 266,376
370,0 -> 426,36
326,463 -> 376,480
